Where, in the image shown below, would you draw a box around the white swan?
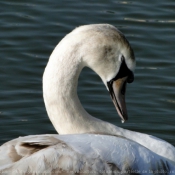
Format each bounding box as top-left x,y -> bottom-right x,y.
0,24 -> 175,174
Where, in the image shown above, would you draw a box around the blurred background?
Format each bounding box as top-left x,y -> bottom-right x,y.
0,0 -> 175,145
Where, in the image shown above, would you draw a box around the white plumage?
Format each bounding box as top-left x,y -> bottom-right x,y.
0,24 -> 175,174
0,134 -> 175,174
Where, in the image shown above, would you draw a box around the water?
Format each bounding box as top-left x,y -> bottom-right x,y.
0,0 -> 175,146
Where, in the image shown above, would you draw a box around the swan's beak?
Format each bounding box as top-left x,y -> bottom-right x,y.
107,76 -> 128,123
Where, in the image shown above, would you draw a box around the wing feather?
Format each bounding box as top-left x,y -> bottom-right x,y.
0,134 -> 174,175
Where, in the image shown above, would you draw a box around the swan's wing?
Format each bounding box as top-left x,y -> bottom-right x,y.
0,134 -> 59,166
0,134 -> 122,174
0,134 -> 174,175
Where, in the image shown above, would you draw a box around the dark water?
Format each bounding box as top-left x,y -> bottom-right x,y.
0,0 -> 175,146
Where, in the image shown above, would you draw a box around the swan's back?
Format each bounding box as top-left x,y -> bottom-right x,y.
0,134 -> 174,174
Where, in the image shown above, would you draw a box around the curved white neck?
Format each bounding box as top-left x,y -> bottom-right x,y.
43,38 -> 125,136
42,25 -> 175,163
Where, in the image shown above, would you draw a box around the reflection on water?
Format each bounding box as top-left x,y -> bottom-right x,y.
0,0 -> 175,146
125,17 -> 175,23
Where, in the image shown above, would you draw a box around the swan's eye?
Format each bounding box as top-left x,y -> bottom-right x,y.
111,57 -> 134,83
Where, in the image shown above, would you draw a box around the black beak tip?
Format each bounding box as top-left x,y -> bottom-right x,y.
121,114 -> 128,123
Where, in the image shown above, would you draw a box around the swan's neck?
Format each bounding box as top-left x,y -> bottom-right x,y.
42,25 -> 175,163
43,40 -> 124,135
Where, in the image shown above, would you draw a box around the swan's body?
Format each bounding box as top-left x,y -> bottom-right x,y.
0,24 -> 175,174
1,134 -> 175,174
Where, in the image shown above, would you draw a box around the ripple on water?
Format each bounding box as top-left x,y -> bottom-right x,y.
0,0 -> 175,145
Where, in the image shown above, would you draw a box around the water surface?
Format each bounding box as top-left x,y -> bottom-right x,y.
0,0 -> 175,146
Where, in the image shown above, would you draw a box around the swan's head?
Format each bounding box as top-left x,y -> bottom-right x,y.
76,24 -> 135,122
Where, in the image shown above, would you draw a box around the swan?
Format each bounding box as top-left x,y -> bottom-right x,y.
0,24 -> 175,174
